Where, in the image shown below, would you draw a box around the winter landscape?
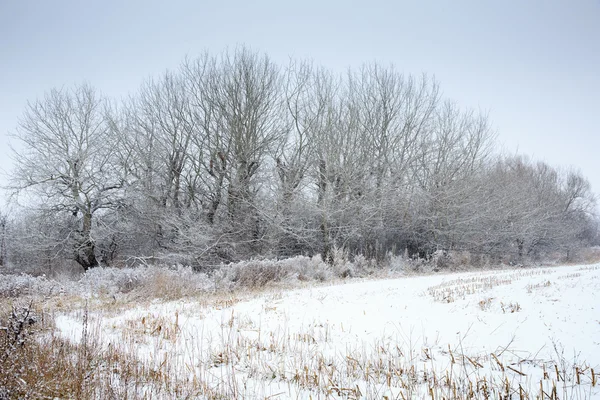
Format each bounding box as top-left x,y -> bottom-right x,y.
1,46 -> 599,398
2,2 -> 600,399
1,257 -> 600,399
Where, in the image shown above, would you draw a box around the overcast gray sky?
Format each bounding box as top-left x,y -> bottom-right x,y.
1,0 -> 599,205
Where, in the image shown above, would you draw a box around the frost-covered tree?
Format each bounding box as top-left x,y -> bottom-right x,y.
8,84 -> 124,270
4,50 -> 597,271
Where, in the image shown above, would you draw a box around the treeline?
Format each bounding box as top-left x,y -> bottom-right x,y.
2,47 -> 597,272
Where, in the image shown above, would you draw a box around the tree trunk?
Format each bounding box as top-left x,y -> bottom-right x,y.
74,211 -> 99,271
317,159 -> 333,264
0,215 -> 6,266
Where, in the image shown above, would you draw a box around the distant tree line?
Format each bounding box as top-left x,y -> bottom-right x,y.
2,47 -> 597,272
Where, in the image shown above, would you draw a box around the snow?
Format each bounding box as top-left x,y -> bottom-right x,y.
55,264 -> 600,398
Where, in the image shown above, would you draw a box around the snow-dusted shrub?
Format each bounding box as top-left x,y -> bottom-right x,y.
78,265 -> 214,298
231,260 -> 288,288
306,247 -> 381,279
216,256 -> 331,289
133,265 -> 214,299
349,254 -> 380,276
386,252 -> 409,273
447,250 -> 471,267
78,266 -> 146,295
0,273 -> 64,298
218,259 -> 294,289
432,249 -> 450,270
398,250 -> 495,272
276,255 -> 330,282
214,253 -> 387,288
327,247 -> 353,278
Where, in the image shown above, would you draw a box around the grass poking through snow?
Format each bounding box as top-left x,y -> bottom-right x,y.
1,261 -> 599,399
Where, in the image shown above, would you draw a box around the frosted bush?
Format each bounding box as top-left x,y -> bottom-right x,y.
386,252 -> 409,273
275,255 -> 330,281
78,266 -> 146,295
215,256 -> 332,289
136,265 -> 215,298
0,254 -> 382,299
213,254 -> 379,288
0,273 -> 65,298
78,265 -> 214,298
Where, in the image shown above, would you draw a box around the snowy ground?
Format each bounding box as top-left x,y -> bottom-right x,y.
55,264 -> 600,399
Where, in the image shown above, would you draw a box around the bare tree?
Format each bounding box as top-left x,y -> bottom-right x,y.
344,66 -> 440,259
182,52 -> 226,226
4,51 -> 596,271
121,70 -> 197,209
8,84 -> 123,270
267,61 -> 336,256
201,48 -> 284,254
307,65 -> 444,261
217,49 -> 282,218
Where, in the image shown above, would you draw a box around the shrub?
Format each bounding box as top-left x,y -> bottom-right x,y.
0,273 -> 65,298
79,265 -> 214,299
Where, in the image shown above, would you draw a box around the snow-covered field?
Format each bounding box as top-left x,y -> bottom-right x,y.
56,264 -> 600,399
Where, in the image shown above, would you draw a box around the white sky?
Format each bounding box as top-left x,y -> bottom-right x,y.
1,0 -> 599,206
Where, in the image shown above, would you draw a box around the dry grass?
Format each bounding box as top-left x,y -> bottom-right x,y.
0,303 -> 108,399
0,303 -> 243,399
500,301 -> 522,313
426,268 -> 554,303
526,280 -> 551,293
478,297 -> 493,311
5,302 -> 594,399
2,259 -> 599,399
